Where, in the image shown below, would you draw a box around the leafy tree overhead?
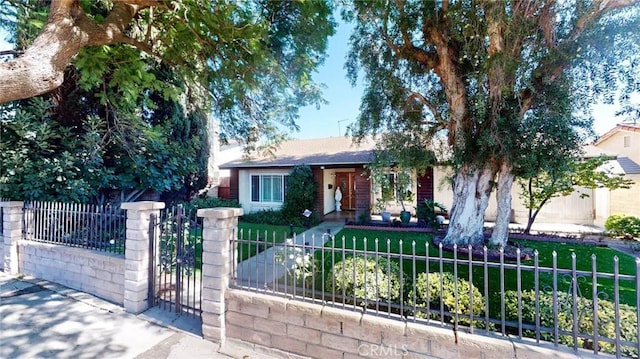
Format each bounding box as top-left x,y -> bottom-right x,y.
344,0 -> 640,246
0,0 -> 335,202
0,0 -> 335,142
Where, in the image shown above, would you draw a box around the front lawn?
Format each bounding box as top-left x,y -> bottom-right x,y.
328,229 -> 638,306
236,222 -> 306,261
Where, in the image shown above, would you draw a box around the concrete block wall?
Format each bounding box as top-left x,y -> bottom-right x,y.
223,289 -> 598,359
2,200 -> 163,313
16,240 -> 125,304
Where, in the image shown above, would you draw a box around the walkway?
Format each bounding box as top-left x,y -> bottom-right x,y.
236,220 -> 347,288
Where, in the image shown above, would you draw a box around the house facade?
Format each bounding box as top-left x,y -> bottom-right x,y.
220,137 -> 434,220
219,124 -> 638,227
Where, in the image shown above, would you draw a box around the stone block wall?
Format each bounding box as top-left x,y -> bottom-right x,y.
223,289 -> 594,359
16,240 -> 125,304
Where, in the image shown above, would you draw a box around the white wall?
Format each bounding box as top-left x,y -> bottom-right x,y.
238,169 -> 290,214
322,169 -> 336,215
432,166 -> 595,225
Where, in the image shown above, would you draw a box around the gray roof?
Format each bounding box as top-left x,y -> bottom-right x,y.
600,156 -> 640,175
221,136 -> 377,169
617,157 -> 640,174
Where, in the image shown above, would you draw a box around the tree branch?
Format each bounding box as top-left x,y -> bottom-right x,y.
0,49 -> 23,56
405,92 -> 445,125
0,0 -> 163,104
520,0 -> 639,115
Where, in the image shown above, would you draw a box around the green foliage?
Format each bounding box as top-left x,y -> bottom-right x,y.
240,208 -> 320,228
408,272 -> 485,324
175,196 -> 241,217
503,290 -> 638,357
416,199 -> 448,228
327,255 -> 403,303
519,155 -> 634,233
605,214 -> 640,239
2,0 -> 336,202
241,209 -> 289,226
281,165 -> 316,219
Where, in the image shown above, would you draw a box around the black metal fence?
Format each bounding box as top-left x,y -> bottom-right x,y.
22,201 -> 126,254
233,233 -> 640,358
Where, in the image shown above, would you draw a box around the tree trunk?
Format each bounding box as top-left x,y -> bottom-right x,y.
489,162 -> 514,246
443,165 -> 496,246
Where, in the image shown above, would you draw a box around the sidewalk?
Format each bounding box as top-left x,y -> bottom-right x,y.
0,272 -> 286,359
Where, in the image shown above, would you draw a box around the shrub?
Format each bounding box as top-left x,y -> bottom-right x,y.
327,256 -> 403,303
282,165 -> 316,220
190,196 -> 240,210
241,208 -> 320,227
503,290 -> 637,357
408,272 -> 485,324
241,209 -> 288,225
605,214 -> 640,239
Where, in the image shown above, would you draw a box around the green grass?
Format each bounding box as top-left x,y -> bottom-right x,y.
236,222 -> 306,261
325,229 -> 638,307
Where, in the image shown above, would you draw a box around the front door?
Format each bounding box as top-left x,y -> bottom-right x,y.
336,172 -> 356,211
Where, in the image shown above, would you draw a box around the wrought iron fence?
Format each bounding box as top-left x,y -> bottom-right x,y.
22,201 -> 126,254
232,232 -> 640,358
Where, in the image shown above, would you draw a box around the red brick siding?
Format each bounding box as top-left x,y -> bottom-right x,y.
416,167 -> 434,204
354,167 -> 371,220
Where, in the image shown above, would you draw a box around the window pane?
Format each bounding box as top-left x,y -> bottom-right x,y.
251,176 -> 259,202
273,176 -> 283,202
261,176 -> 273,202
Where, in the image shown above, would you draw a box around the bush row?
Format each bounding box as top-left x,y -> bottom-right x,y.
503,290 -> 637,357
605,214 -> 640,240
325,255 -> 637,357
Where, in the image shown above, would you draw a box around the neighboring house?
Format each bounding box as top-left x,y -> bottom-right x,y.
592,123 -> 640,225
220,136 -> 435,220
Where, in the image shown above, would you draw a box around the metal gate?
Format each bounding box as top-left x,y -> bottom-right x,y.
148,204 -> 202,316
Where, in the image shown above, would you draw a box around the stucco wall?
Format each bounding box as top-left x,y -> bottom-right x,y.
609,174 -> 640,218
596,130 -> 640,164
16,240 -> 125,305
224,289 -> 594,359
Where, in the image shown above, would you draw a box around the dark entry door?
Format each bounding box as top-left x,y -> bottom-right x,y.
335,172 -> 356,210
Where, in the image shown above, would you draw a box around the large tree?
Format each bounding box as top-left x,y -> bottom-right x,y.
0,0 -> 334,202
345,0 -> 640,246
0,0 -> 335,141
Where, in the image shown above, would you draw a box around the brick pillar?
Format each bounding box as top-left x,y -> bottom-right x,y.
198,207 -> 243,344
1,201 -> 23,274
121,201 -> 165,314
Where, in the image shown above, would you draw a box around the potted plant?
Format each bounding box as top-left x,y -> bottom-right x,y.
375,198 -> 392,223
394,170 -> 414,224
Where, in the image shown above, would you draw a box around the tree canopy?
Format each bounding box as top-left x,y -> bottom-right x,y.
0,0 -> 335,202
345,0 -> 640,246
0,0 -> 335,140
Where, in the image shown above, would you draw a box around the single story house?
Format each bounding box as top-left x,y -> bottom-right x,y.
219,123 -> 639,227
219,136 -> 435,221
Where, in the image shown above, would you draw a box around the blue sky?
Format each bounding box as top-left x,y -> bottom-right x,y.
0,24 -> 626,140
